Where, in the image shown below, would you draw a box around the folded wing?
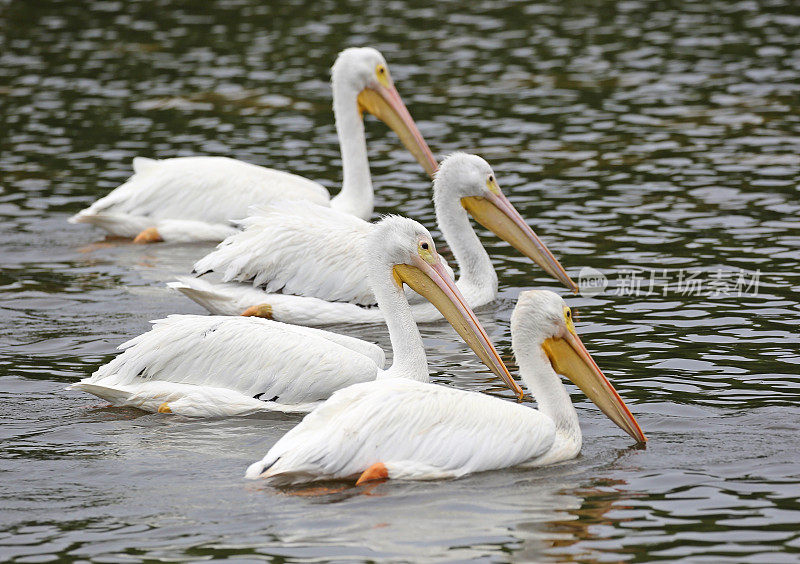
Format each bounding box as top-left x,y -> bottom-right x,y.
71,315 -> 384,408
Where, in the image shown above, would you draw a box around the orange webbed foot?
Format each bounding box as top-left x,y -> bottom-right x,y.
133,227 -> 163,244
356,462 -> 389,486
241,304 -> 273,318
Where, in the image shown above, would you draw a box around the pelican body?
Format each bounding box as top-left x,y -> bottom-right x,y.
68,48 -> 437,243
246,290 -> 646,485
69,217 -> 520,416
171,153 -> 577,325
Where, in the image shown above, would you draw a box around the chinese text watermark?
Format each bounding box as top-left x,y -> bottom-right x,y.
578,267 -> 761,298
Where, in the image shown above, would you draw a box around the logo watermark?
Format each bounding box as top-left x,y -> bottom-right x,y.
578,268 -> 761,298
578,267 -> 608,297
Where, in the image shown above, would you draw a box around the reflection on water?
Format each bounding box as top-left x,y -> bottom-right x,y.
2,0 -> 799,560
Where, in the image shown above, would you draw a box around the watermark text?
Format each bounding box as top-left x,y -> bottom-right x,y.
578,267 -> 760,298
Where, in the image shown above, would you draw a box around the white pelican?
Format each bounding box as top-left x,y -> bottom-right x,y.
246,290 -> 646,485
68,47 -> 437,243
68,216 -> 521,416
170,153 -> 577,325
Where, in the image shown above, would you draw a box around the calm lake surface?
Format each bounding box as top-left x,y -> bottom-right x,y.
2,0 -> 799,561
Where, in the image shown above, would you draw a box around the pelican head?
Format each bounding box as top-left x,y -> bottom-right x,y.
511,290 -> 646,442
368,216 -> 523,398
435,153 -> 578,292
332,47 -> 438,177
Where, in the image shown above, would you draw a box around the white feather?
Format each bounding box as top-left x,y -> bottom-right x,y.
167,276 -> 453,325
246,378 -> 554,483
69,157 -> 329,239
69,315 -> 384,416
193,202 -> 375,304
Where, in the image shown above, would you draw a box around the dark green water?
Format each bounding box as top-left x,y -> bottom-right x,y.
2,0 -> 799,561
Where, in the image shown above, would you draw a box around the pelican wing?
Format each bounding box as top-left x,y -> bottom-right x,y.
192,201 -> 377,305
70,315 -> 383,411
69,157 -> 330,237
249,378 -> 555,483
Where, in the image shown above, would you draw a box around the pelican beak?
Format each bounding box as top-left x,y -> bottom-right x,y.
357,84 -> 438,177
393,259 -> 523,399
542,330 -> 646,443
461,189 -> 578,293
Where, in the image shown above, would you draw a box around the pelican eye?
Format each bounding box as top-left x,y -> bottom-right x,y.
563,306 -> 576,335
418,240 -> 435,263
486,174 -> 501,194
375,64 -> 390,87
